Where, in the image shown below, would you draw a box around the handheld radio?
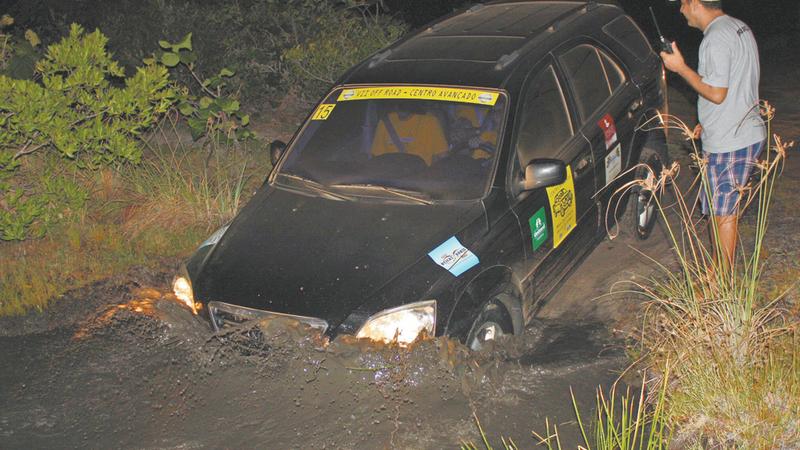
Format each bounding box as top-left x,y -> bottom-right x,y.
649,6 -> 673,54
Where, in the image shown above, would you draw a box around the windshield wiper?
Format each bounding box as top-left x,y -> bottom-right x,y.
277,174 -> 354,201
329,183 -> 433,205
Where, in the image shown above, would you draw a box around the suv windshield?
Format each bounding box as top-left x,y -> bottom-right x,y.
275,86 -> 507,201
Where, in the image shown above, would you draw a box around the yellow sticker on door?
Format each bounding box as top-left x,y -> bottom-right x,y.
546,166 -> 576,249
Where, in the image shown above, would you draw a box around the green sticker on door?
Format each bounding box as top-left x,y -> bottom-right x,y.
528,207 -> 548,251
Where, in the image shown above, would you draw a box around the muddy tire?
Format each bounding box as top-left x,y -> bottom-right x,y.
466,300 -> 513,351
623,136 -> 669,240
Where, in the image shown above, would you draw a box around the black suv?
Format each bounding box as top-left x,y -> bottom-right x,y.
173,0 -> 668,350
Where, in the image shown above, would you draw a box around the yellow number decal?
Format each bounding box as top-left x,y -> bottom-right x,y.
311,103 -> 336,120
546,166 -> 576,249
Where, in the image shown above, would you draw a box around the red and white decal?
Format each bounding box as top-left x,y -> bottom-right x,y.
597,113 -> 617,150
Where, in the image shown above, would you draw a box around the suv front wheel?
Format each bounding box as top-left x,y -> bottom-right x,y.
466,300 -> 514,351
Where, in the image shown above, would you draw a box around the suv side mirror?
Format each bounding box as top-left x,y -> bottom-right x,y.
522,159 -> 567,191
269,140 -> 287,166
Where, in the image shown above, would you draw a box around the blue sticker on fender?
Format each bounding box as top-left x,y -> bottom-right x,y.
427,236 -> 479,276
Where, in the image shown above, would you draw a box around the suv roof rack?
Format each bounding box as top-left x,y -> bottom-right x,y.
494,2 -> 589,70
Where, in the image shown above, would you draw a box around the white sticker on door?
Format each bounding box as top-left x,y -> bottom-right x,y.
604,143 -> 622,183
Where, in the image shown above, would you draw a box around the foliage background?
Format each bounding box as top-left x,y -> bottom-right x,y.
0,0 -> 411,111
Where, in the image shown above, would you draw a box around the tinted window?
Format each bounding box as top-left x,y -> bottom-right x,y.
602,15 -> 653,62
277,86 -> 508,201
515,66 -> 573,166
560,45 -> 610,120
599,49 -> 625,92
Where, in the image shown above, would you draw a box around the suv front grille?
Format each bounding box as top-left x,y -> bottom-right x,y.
207,301 -> 329,334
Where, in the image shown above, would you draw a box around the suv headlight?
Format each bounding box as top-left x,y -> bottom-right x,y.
172,272 -> 197,314
356,300 -> 436,346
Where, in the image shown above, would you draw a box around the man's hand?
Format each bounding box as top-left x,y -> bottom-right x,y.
660,42 -> 688,74
693,123 -> 702,139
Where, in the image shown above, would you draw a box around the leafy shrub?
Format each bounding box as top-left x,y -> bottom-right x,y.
156,33 -> 254,143
0,23 -> 176,240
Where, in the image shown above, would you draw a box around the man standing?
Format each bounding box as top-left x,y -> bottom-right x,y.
661,0 -> 766,268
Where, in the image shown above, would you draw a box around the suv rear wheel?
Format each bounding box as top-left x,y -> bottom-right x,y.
625,135 -> 669,240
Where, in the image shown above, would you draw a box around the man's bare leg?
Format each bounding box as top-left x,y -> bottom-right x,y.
714,214 -> 738,269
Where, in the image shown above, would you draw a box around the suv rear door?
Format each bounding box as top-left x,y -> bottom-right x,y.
556,42 -> 641,208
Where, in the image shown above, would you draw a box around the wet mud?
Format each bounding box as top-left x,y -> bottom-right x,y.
0,285 -> 631,449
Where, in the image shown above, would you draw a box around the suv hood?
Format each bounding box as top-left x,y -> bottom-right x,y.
193,185 -> 485,327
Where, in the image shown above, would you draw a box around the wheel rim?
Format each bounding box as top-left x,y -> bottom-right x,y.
633,154 -> 663,238
636,189 -> 656,231
469,321 -> 504,351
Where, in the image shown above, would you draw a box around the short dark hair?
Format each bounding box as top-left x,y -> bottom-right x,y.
700,0 -> 723,10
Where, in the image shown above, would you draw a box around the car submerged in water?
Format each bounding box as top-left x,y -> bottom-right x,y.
173,0 -> 668,350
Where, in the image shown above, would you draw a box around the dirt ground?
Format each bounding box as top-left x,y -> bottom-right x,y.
1,47 -> 797,449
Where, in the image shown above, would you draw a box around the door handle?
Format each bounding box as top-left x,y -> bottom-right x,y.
628,98 -> 643,113
574,155 -> 592,176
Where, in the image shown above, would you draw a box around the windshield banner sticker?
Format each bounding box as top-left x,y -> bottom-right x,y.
311,103 -> 336,120
428,236 -> 480,276
528,207 -> 548,252
338,86 -> 499,106
604,143 -> 622,184
546,166 -> 576,249
598,113 -> 618,150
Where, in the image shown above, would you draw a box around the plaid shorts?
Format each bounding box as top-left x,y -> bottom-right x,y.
700,141 -> 764,216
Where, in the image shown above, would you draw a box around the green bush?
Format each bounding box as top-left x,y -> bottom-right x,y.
156,33 -> 254,143
0,23 -> 176,240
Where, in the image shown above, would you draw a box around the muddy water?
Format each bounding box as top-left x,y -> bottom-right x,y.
0,289 -> 633,449
0,188 -> 676,450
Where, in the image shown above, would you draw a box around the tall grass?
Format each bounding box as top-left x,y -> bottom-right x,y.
121,111 -> 260,237
462,105 -> 795,448
461,371 -> 670,450
0,111 -> 269,316
620,105 -> 799,447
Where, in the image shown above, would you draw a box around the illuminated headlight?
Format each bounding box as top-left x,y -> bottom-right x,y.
172,275 -> 197,314
356,300 -> 436,346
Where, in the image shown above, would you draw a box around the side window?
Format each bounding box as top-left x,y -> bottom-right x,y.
559,45 -> 610,120
602,15 -> 653,62
515,65 -> 573,168
599,49 -> 625,92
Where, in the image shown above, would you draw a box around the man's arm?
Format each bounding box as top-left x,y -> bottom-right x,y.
661,42 -> 728,105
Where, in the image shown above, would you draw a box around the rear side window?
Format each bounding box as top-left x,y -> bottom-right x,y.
515,65 -> 573,166
559,45 -> 610,120
602,15 -> 653,62
599,49 -> 625,92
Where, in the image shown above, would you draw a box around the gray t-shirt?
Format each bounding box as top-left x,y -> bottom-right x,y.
698,15 -> 765,153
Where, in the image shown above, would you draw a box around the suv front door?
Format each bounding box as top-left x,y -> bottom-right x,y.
507,62 -> 598,317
